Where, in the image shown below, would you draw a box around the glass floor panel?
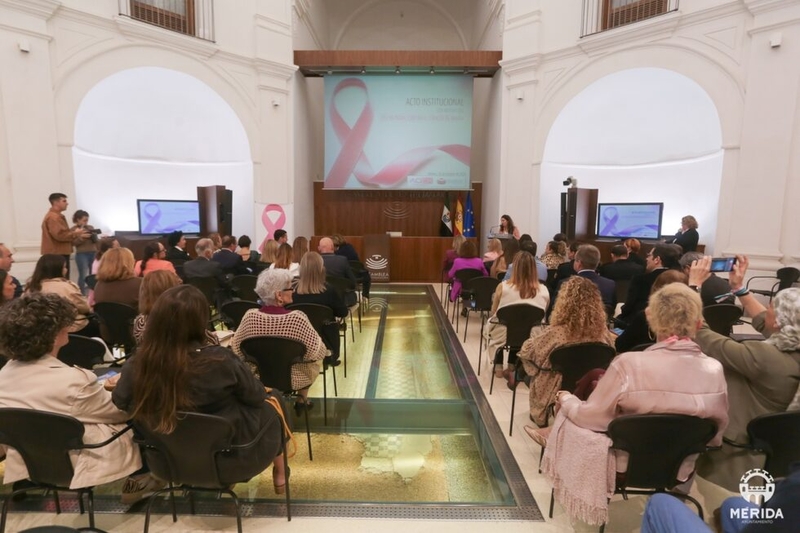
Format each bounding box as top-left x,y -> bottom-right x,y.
0,285 -> 543,520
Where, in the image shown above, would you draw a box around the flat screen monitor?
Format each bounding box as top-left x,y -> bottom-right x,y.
596,203 -> 663,240
137,199 -> 200,236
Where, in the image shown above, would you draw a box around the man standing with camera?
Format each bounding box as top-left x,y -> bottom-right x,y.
41,193 -> 89,279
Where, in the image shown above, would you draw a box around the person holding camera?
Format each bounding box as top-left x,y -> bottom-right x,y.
41,193 -> 90,280
71,209 -> 99,296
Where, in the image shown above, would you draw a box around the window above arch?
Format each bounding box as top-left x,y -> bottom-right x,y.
582,0 -> 679,37
118,0 -> 215,41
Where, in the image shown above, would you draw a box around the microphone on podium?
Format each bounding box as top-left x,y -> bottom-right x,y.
487,225 -> 501,238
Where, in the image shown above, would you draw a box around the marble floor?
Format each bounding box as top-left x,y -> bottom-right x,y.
2,283 -> 740,532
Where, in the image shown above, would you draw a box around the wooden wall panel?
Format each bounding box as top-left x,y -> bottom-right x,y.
313,182 -> 481,239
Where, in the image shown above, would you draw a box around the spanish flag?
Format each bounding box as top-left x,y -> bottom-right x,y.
454,193 -> 464,236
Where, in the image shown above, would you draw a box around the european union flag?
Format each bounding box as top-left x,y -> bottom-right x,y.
463,192 -> 475,237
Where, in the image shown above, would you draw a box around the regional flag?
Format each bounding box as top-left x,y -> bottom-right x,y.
454,194 -> 464,236
440,193 -> 453,237
463,192 -> 475,237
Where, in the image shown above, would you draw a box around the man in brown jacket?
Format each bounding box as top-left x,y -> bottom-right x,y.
41,193 -> 88,278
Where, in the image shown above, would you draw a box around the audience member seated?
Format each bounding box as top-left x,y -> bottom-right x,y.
540,240 -> 568,270
259,238 -> 279,266
617,243 -> 681,325
624,238 -> 646,268
554,241 -> 582,285
506,236 -> 547,282
318,237 -> 358,306
483,238 -> 503,264
274,229 -> 288,244
491,238 -> 519,280
269,243 -> 300,277
665,215 -> 700,253
0,243 -> 22,299
552,244 -> 615,314
517,277 -> 615,426
443,235 -> 466,273
292,236 -> 309,264
527,283 -> 728,489
333,233 -> 371,299
0,269 -> 15,304
133,270 -> 194,344
183,238 -> 229,289
484,251 -> 550,377
94,248 -> 142,309
213,235 -> 249,275
598,244 -> 645,282
208,232 -> 223,252
232,269 -> 326,411
679,252 -> 734,306
112,285 -> 289,493
689,255 -> 800,492
448,240 -> 488,303
164,231 -> 191,266
237,235 -> 260,264
0,293 -> 147,500
92,236 -> 119,274
615,270 -> 688,354
134,241 -> 176,277
25,254 -> 99,337
293,252 -> 348,366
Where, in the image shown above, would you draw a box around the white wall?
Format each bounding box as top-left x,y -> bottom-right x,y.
540,67 -> 723,252
72,67 -> 253,236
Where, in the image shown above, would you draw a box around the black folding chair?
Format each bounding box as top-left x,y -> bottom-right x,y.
240,337 -> 315,460
723,411 -> 800,479
93,302 -> 137,358
746,266 -> 800,302
134,411 -> 290,533
326,276 -> 360,340
703,304 -> 743,336
231,275 -> 259,303
57,334 -> 107,370
0,408 -> 134,533
451,268 -> 484,326
220,300 -> 259,330
460,277 -> 500,344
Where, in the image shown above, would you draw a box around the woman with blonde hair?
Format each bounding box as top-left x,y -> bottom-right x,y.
292,236 -> 309,264
485,251 -> 550,376
666,215 -> 700,253
260,239 -> 280,266
269,243 -> 299,277
293,252 -> 348,366
443,235 -> 466,272
517,276 -> 615,426
94,247 -> 141,309
483,238 -> 503,263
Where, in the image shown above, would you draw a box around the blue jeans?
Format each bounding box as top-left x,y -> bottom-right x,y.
641,494 -> 710,533
75,251 -> 94,296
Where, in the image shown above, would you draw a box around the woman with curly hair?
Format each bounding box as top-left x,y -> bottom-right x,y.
517,276 -> 615,426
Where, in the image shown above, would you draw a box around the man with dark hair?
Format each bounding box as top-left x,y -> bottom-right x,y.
599,244 -> 644,281
41,193 -> 88,279
164,230 -> 191,265
618,243 -> 681,323
274,229 -> 288,244
212,235 -> 248,275
0,243 -> 22,298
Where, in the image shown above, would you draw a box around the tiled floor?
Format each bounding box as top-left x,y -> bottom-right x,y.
3,284 -> 740,532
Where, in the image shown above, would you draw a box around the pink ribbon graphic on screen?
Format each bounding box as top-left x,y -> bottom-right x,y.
325,78 -> 470,188
261,204 -> 286,242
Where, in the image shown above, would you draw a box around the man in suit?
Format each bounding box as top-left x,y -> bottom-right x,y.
165,230 -> 191,265
319,236 -> 357,306
679,252 -> 734,306
617,243 -> 681,324
553,244 -> 616,313
212,235 -> 249,275
599,244 -> 645,281
183,238 -> 229,287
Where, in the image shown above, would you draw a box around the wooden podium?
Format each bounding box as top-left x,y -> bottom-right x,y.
197,185 -> 233,237
562,188 -> 598,240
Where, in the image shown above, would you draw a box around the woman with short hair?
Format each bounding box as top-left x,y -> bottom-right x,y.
0,293 -> 144,497
232,269 -> 326,411
134,241 -> 176,277
237,235 -> 260,264
666,215 -> 700,253
94,247 -> 141,309
624,238 -> 645,268
26,254 -> 98,337
112,285 -> 289,493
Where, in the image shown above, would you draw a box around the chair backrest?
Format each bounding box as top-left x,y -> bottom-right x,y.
747,411 -> 800,478
230,275 -> 259,303
286,303 -> 338,352
496,304 -> 545,348
454,268 -> 484,285
548,342 -> 617,392
608,414 -> 717,490
186,277 -> 220,307
239,337 -> 306,392
220,300 -> 259,330
57,335 -> 107,369
703,304 -> 743,336
326,275 -> 355,293
776,267 -> 800,291
464,277 -> 501,311
134,412 -> 235,488
93,301 -> 138,350
349,260 -> 366,275
0,408 -> 85,487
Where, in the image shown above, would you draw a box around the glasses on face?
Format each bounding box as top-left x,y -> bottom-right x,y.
281,287 -> 293,293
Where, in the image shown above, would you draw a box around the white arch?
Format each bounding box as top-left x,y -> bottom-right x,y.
333,0 -> 468,50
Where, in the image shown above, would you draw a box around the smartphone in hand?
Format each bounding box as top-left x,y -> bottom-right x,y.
710,257 -> 737,272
